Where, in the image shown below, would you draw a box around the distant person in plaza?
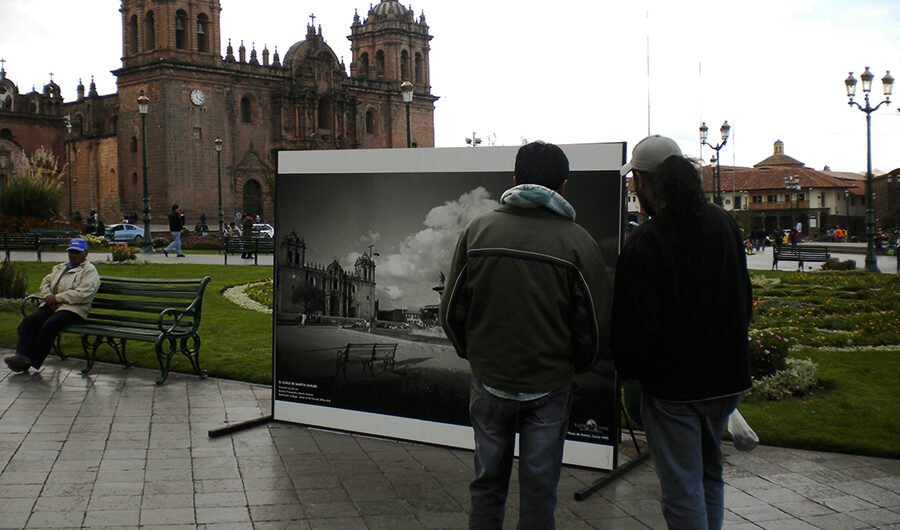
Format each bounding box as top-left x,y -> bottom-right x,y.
163,204 -> 186,257
4,238 -> 100,374
789,227 -> 800,248
440,141 -> 612,529
611,135 -> 752,530
241,212 -> 254,259
225,221 -> 240,237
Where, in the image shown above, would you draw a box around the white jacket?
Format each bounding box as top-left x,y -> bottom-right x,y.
38,261 -> 101,319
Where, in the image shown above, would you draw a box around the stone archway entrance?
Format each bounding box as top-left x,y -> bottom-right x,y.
242,179 -> 262,217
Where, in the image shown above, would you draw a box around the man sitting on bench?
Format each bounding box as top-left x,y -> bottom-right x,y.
4,238 -> 100,373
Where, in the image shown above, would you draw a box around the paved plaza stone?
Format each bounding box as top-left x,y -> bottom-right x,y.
1,352 -> 898,529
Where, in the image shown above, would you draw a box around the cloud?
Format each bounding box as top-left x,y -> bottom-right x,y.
379,285 -> 405,302
358,231 -> 381,244
377,186 -> 498,294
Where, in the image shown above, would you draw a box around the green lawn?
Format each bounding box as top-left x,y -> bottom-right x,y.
740,271 -> 900,458
0,261 -> 273,384
1,263 -> 898,458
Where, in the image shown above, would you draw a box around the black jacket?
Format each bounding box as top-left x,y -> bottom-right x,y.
168,211 -> 184,232
440,204 -> 612,394
611,203 -> 752,401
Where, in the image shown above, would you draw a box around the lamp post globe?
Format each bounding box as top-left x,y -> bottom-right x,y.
137,92 -> 154,253
400,81 -> 414,148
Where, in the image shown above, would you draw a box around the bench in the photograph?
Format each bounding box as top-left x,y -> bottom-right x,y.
772,245 -> 830,270
22,276 -> 211,384
2,233 -> 42,261
223,237 -> 275,265
336,342 -> 399,378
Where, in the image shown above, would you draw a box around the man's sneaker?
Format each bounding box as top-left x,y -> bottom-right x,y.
177,254 -> 186,258
4,354 -> 32,373
163,249 -> 169,257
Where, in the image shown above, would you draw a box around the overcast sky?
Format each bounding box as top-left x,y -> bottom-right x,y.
2,0 -> 898,173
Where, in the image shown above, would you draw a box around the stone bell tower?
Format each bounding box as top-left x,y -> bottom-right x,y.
347,0 -> 437,148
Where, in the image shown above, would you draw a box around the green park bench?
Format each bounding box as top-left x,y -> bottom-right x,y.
335,342 -> 398,380
22,276 -> 211,384
29,228 -> 82,249
223,236 -> 275,265
2,232 -> 42,261
772,245 -> 831,271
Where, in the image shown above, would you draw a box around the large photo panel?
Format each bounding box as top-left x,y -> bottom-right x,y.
274,144 -> 625,469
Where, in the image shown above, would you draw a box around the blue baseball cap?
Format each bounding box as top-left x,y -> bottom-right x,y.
67,238 -> 88,252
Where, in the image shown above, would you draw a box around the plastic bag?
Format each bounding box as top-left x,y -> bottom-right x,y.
727,409 -> 759,452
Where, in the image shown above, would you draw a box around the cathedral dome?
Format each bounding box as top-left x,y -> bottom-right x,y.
370,0 -> 411,18
283,30 -> 340,71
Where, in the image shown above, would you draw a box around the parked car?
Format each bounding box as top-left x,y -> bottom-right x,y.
105,223 -> 145,243
252,223 -> 274,238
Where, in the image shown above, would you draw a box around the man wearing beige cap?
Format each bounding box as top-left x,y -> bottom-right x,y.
4,238 -> 100,373
611,136 -> 752,530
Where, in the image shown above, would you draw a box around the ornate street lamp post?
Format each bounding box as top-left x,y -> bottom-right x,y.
137,92 -> 154,253
784,175 -> 800,232
845,66 -> 893,273
700,120 -> 730,207
400,81 -> 414,148
214,137 -> 224,238
64,115 -> 72,220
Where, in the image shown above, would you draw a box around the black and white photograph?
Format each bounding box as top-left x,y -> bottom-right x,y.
273,145 -> 624,468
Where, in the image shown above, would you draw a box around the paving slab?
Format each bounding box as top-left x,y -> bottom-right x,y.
1,352 -> 899,529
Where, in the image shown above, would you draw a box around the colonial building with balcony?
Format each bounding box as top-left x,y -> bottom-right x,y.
627,140 -> 899,238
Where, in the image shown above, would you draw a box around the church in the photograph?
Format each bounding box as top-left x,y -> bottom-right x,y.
277,231 -> 377,321
0,0 -> 436,224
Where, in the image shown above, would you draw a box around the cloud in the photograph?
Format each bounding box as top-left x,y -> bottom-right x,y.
380,284 -> 405,302
378,187 -> 499,290
359,231 -> 381,244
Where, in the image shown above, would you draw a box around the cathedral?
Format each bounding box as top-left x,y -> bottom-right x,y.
0,0 -> 436,224
277,231 -> 377,321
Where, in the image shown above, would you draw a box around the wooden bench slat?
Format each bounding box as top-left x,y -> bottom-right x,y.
98,285 -> 200,298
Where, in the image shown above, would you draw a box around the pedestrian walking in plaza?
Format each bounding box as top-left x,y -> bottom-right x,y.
440,141 -> 612,529
241,213 -> 254,259
612,135 -> 752,530
163,204 -> 186,257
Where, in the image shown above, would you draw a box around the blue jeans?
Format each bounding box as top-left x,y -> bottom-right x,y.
468,379 -> 572,530
165,231 -> 182,254
641,391 -> 739,530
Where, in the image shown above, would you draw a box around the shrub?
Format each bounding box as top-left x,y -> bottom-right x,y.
748,330 -> 789,379
0,147 -> 63,220
0,259 -> 27,299
81,234 -> 108,248
822,257 -> 856,271
746,358 -> 819,400
110,243 -> 137,262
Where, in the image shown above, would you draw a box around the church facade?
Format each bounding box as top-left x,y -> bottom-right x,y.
0,0 -> 436,225
277,231 -> 377,321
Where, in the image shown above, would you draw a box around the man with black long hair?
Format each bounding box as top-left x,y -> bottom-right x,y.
612,135 -> 752,530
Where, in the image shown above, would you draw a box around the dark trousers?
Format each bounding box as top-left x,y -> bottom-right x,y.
16,306 -> 84,368
468,379 -> 572,530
